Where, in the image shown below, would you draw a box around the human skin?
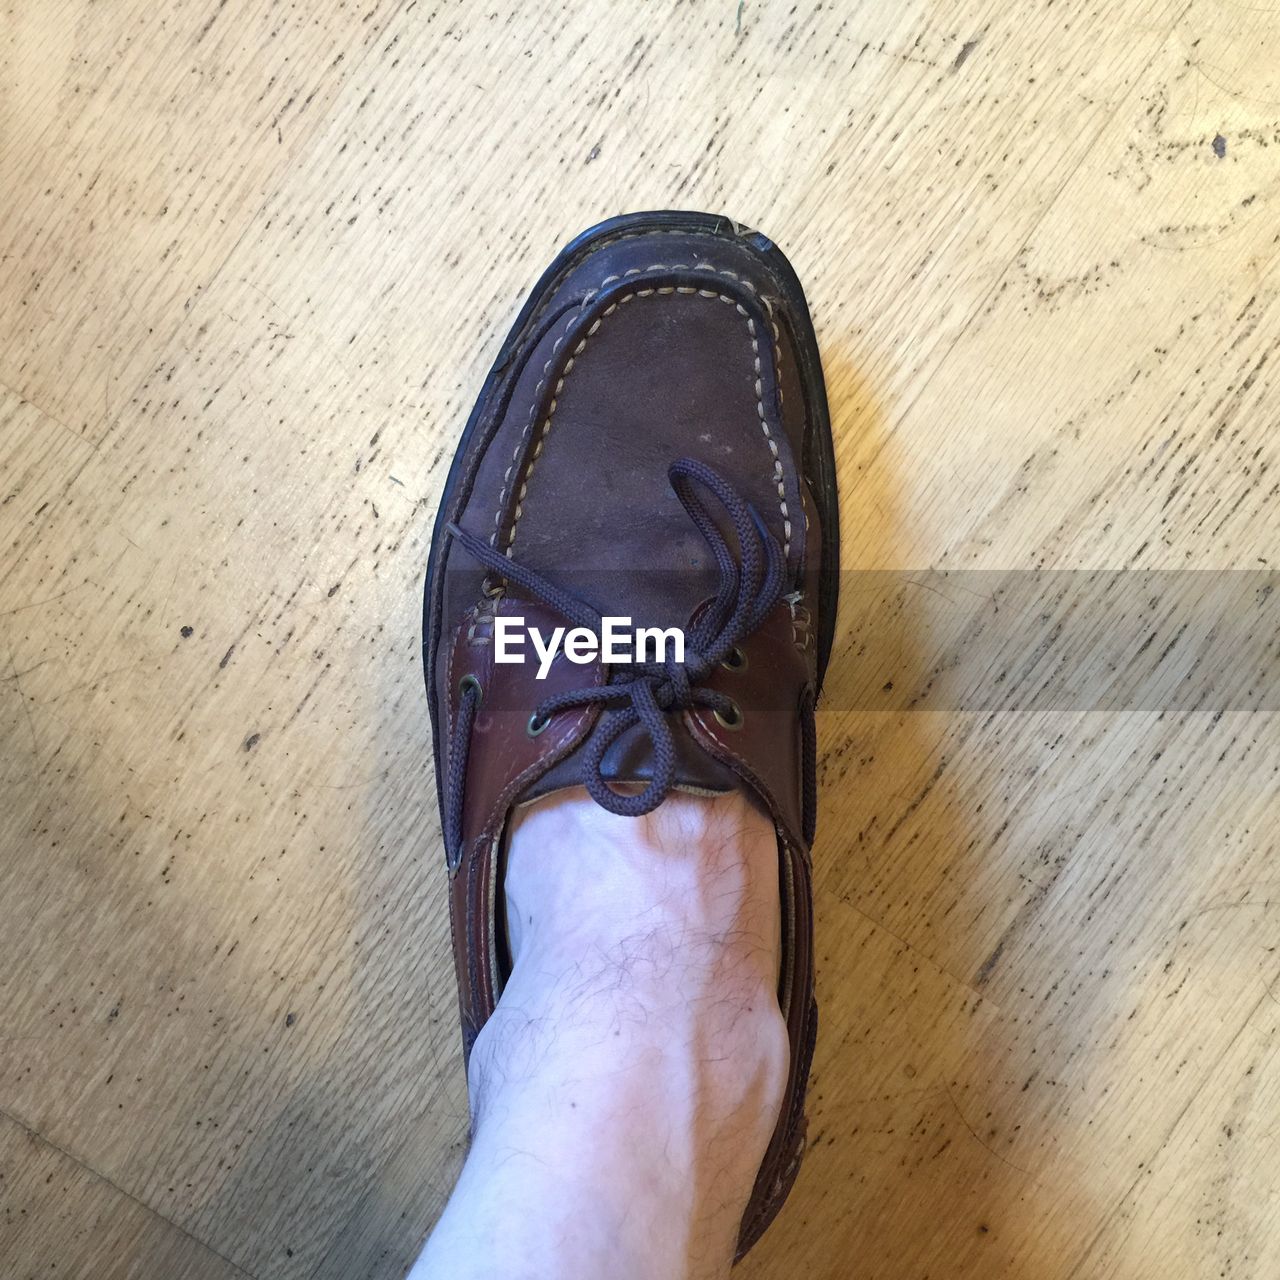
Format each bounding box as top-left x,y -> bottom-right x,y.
411,786 -> 788,1280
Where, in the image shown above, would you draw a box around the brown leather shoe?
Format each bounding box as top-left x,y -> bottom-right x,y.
422,211 -> 839,1256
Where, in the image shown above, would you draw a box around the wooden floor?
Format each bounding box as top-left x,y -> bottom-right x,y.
2,1 -> 1278,1276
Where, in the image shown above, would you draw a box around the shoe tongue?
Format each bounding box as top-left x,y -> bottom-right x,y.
522,712 -> 740,805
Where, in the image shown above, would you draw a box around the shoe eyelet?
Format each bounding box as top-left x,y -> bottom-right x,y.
720,646 -> 749,672
459,674 -> 482,703
527,711 -> 551,737
714,700 -> 744,731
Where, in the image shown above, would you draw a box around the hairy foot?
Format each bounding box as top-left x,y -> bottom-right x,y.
417,788 -> 789,1280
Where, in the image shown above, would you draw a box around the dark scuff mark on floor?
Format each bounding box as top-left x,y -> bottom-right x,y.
953,37 -> 979,71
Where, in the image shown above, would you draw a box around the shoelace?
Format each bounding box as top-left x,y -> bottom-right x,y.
444,457 -> 810,851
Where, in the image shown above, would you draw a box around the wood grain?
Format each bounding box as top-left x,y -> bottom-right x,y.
2,0 -> 1277,1276
0,1109 -> 250,1280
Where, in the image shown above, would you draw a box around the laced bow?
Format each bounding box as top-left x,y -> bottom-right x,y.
444,458 -> 789,850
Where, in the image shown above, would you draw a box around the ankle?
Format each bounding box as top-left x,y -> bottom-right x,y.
456,787 -> 791,1276
463,913 -> 789,1280
502,787 -> 783,989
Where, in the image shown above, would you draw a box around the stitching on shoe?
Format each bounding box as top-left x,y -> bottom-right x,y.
523,228 -> 752,331
477,710 -> 584,842
445,614 -> 462,860
467,852 -> 487,1007
494,264 -> 793,560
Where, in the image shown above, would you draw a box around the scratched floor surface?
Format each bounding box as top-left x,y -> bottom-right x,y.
2,2 -> 1279,1277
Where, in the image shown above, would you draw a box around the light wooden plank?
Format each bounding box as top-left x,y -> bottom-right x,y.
0,0 -> 406,442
